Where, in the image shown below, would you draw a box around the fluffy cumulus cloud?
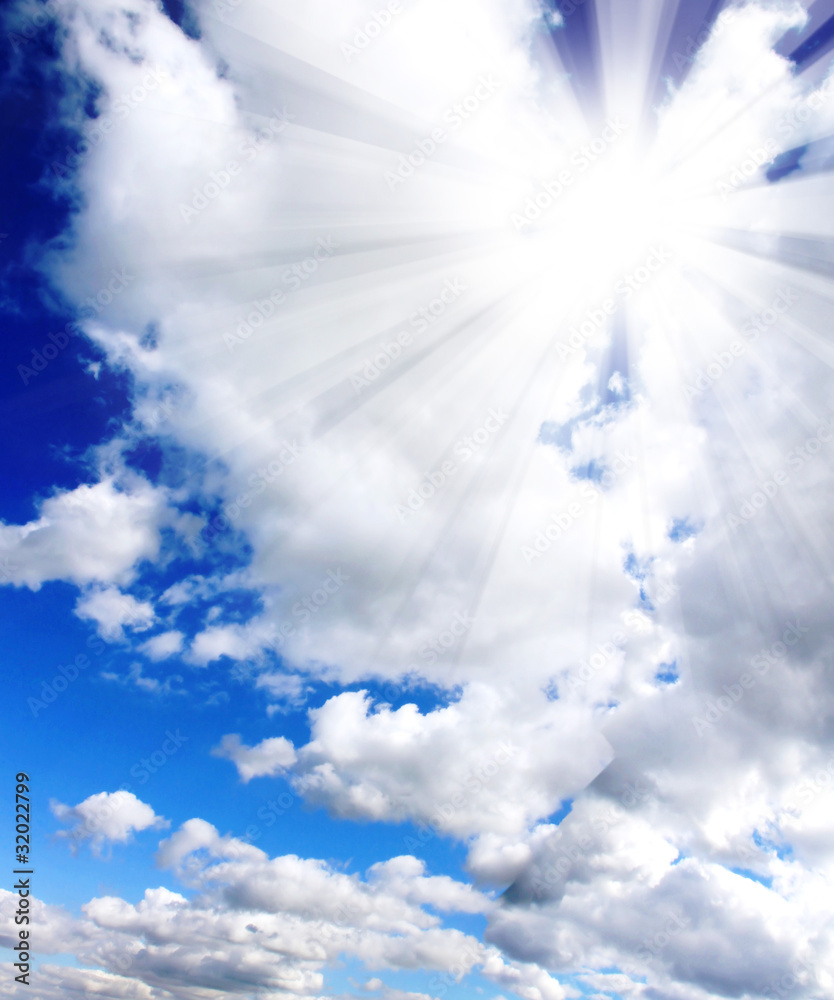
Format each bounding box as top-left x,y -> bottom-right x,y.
0,822 -> 566,1000
490,793 -> 830,998
9,0 -> 834,995
211,733 -> 297,782
51,791 -> 169,855
75,586 -> 155,640
0,965 -> 161,1000
138,628 -> 184,660
0,475 -> 168,590
289,685 -> 612,880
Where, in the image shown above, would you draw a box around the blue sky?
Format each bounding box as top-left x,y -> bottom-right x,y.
2,2 -> 834,1000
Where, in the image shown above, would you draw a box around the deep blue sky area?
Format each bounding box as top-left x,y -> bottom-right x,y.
0,31 -> 132,524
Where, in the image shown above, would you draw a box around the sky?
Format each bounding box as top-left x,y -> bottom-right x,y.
1,0 -> 834,998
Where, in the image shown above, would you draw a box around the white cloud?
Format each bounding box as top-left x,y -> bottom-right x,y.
138,629 -> 184,660
0,477 -> 167,590
290,684 -> 611,880
1,819 -> 498,998
361,985 -> 440,1000
51,791 -> 168,856
75,587 -> 155,641
102,661 -> 184,696
186,622 -> 266,666
0,840 -> 564,1000
258,671 -> 309,712
211,733 -> 297,782
0,965 -> 157,1000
